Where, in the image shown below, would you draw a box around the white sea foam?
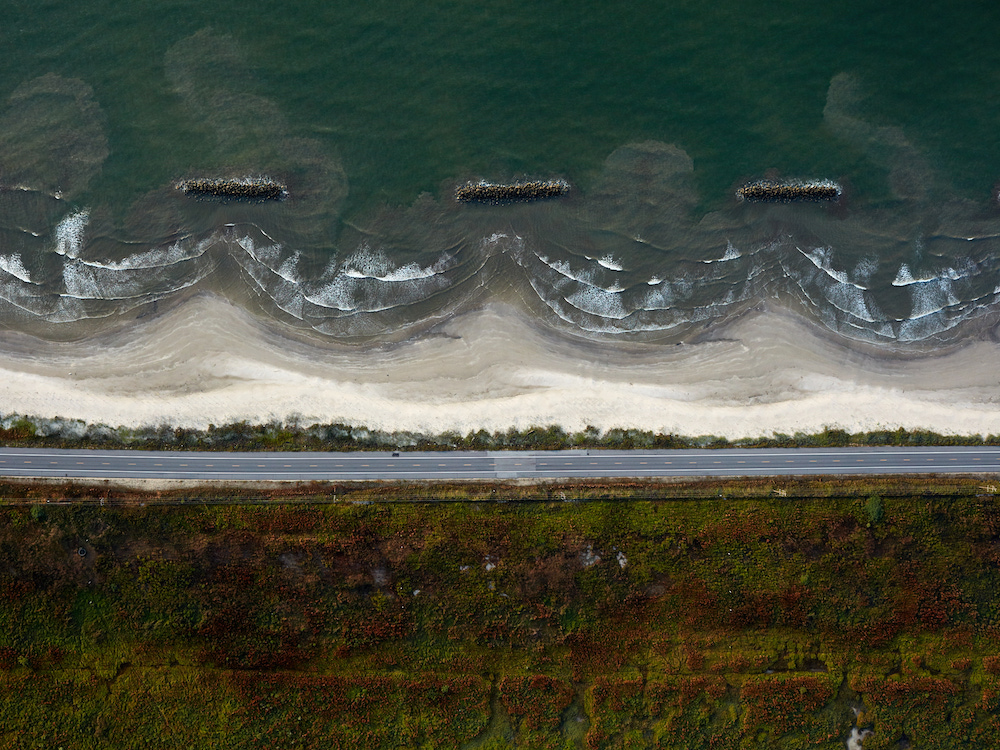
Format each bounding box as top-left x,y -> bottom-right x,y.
836,314 -> 895,341
480,232 -> 509,248
898,307 -> 965,341
596,254 -> 623,271
564,286 -> 630,320
0,282 -> 67,319
342,244 -> 449,281
266,277 -> 307,320
235,233 -> 285,273
275,252 -> 302,284
852,256 -> 878,286
63,263 -> 115,300
703,242 -> 742,263
822,283 -> 881,323
343,262 -> 439,282
947,259 -> 978,282
894,264 -> 945,286
0,279 -> 54,316
671,276 -> 695,298
646,276 -> 711,310
80,237 -> 215,271
789,245 -> 897,333
45,295 -> 88,324
60,261 -> 207,302
479,232 -> 525,256
0,254 -> 33,284
782,255 -> 891,339
231,238 -> 315,320
341,244 -> 392,279
537,290 -> 678,333
893,258 -> 977,287
687,289 -> 738,319
641,286 -> 676,311
799,247 -> 865,289
234,252 -> 310,320
302,277 -> 356,312
537,254 -> 596,286
53,209 -> 89,258
296,247 -> 458,317
535,253 -> 630,293
892,263 -> 922,286
8,188 -> 1000,347
907,278 -> 960,320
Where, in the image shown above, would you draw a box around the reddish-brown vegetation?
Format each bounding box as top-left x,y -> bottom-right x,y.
1,486 -> 1000,747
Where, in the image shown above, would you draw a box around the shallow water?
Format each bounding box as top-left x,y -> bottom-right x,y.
2,3 -> 1000,346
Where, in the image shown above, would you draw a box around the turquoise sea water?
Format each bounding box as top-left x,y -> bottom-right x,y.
2,0 -> 1000,343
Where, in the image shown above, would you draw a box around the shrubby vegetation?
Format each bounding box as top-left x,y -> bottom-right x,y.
3,489 -> 1000,747
0,413 -> 995,452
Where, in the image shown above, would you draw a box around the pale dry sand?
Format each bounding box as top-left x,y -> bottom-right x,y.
0,293 -> 999,439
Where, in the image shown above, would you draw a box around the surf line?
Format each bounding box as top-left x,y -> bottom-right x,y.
177,176 -> 288,202
456,179 -> 570,205
737,179 -> 842,203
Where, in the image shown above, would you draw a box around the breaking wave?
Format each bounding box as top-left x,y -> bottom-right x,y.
53,209 -> 88,259
5,64 -> 1000,345
2,202 -> 993,345
3,188 -> 1000,346
0,254 -> 33,284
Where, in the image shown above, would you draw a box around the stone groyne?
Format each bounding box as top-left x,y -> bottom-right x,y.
737,179 -> 842,203
456,179 -> 569,204
177,177 -> 287,202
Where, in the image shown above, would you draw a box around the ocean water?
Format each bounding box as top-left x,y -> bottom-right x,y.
2,0 -> 1000,345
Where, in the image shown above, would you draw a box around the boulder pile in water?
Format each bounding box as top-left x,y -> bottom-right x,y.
177,177 -> 287,202
737,180 -> 841,203
456,180 -> 569,204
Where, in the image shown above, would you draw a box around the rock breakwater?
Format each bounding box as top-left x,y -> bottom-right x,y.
456,179 -> 569,204
177,176 -> 287,202
737,179 -> 842,203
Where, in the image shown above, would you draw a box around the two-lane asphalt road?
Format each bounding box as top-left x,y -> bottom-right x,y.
1,446 -> 1000,481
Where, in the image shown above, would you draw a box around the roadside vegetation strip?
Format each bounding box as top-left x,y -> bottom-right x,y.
0,474 -> 996,506
2,493 -> 1000,748
0,415 -> 997,452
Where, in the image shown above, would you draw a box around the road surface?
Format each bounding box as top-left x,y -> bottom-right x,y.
0,446 -> 999,481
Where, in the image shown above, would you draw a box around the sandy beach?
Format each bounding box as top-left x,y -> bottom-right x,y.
0,293 -> 998,439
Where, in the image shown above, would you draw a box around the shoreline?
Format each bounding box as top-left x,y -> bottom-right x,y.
1,293 -> 1000,439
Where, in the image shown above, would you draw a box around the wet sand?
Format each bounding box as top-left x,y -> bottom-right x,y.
0,293 -> 999,438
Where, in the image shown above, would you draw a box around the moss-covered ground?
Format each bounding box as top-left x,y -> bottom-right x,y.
2,480 -> 1000,748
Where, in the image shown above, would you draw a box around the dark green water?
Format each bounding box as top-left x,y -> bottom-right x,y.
1,0 -> 1000,343
7,0 -> 999,210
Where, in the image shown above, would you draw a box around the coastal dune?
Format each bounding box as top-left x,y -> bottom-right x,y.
0,293 -> 999,439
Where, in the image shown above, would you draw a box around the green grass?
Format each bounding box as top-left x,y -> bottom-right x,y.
3,492 -> 1000,747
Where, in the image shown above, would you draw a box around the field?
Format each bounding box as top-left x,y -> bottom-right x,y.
2,478 -> 1000,748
